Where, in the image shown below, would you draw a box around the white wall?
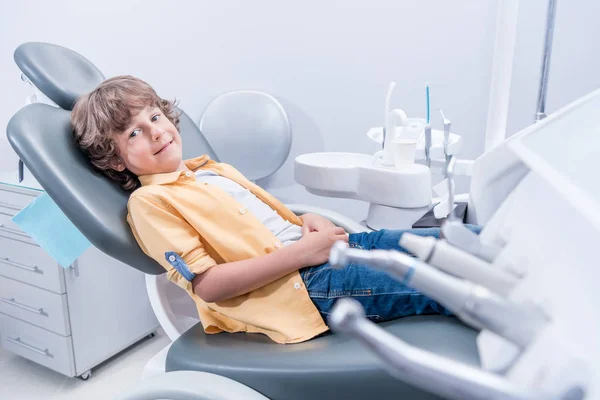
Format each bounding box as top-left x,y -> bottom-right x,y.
507,0 -> 600,136
0,0 -> 499,222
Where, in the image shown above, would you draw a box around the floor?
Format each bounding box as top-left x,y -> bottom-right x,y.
0,327 -> 171,399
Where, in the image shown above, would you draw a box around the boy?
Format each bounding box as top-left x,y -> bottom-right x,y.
71,75 -> 464,344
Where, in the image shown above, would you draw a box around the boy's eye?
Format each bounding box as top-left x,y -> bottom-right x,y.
129,129 -> 140,138
151,114 -> 160,122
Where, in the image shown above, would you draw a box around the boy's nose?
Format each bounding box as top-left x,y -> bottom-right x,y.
151,128 -> 164,140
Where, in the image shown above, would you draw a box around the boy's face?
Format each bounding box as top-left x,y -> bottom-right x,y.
112,105 -> 186,176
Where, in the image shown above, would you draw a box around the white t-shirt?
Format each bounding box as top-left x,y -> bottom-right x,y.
194,170 -> 303,246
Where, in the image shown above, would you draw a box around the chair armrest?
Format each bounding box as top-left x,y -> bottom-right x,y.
285,203 -> 373,234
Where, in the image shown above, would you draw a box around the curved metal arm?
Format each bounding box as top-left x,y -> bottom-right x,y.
328,298 -> 549,400
116,371 -> 268,400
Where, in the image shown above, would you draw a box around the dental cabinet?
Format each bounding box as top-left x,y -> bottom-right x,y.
0,172 -> 159,380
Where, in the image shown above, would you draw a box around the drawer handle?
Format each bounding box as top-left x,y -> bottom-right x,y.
0,201 -> 21,212
0,257 -> 42,274
0,224 -> 28,237
1,297 -> 47,316
6,337 -> 53,358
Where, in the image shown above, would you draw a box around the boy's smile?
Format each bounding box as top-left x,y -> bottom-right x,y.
112,105 -> 188,176
154,139 -> 173,155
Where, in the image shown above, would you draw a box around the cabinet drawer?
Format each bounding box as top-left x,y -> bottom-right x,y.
0,210 -> 31,240
0,186 -> 40,210
0,276 -> 70,336
0,314 -> 75,377
0,236 -> 65,294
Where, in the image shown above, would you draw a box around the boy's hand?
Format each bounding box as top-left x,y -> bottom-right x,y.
300,213 -> 340,236
297,227 -> 349,266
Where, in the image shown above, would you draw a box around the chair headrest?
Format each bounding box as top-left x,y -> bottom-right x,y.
7,103 -> 219,275
14,42 -> 105,110
199,90 -> 292,181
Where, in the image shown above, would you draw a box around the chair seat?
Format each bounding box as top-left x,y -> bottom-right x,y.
166,315 -> 481,400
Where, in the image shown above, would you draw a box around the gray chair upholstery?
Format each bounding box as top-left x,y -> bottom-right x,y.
7,104 -> 218,275
166,316 -> 480,400
15,42 -> 106,110
6,42 -> 481,400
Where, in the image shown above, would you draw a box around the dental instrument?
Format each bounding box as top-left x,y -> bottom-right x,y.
329,241 -> 548,349
447,156 -> 457,220
441,156 -> 504,262
431,154 -> 459,220
328,298 -> 553,400
382,82 -> 397,166
426,83 -> 431,124
408,160 -> 518,295
440,109 -> 451,166
442,222 -> 504,263
399,233 -> 519,296
424,124 -> 432,168
424,84 -> 432,167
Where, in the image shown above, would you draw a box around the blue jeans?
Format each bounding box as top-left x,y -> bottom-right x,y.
300,226 -> 482,323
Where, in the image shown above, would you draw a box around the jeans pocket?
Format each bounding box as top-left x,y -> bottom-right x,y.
301,265 -> 333,297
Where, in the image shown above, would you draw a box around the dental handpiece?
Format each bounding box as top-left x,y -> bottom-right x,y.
440,109 -> 451,165
441,222 -> 504,263
446,155 -> 457,221
400,233 -> 518,296
329,242 -> 548,348
424,124 -> 432,168
328,299 -> 549,400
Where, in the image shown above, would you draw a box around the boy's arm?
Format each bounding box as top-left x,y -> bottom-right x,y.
128,193 -> 313,303
195,226 -> 350,302
192,241 -> 310,303
128,194 -> 218,293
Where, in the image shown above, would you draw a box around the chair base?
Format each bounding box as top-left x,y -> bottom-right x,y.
142,342 -> 172,380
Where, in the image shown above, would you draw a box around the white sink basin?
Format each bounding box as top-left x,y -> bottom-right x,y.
294,152 -> 372,199
294,152 -> 432,208
295,152 -> 374,168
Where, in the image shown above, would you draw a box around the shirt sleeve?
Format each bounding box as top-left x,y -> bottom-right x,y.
127,194 -> 217,292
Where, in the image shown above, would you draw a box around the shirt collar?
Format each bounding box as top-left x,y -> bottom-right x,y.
138,154 -> 213,186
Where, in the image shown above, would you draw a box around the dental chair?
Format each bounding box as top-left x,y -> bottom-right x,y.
6,42 -> 480,400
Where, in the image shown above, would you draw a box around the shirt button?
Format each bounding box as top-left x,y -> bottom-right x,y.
168,255 -> 176,262
274,242 -> 282,248
294,282 -> 301,290
239,208 -> 246,214
185,171 -> 192,177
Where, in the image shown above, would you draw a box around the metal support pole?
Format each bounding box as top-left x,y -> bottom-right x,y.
535,0 -> 558,122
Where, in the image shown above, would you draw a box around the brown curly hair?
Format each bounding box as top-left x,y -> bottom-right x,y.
71,75 -> 180,191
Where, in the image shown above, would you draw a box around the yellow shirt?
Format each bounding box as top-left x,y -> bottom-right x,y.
126,155 -> 329,344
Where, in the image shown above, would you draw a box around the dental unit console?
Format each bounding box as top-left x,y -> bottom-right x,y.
294,82 -> 472,230
327,88 -> 600,399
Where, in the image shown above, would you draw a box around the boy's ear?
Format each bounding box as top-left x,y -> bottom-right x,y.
110,158 -> 126,172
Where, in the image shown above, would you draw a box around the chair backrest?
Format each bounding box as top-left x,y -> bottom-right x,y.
15,42 -> 106,110
7,42 -> 219,275
199,90 -> 291,181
